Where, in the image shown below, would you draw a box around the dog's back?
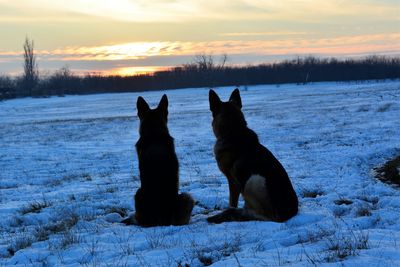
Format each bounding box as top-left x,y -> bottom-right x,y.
125,95 -> 194,227
135,132 -> 179,225
241,131 -> 298,221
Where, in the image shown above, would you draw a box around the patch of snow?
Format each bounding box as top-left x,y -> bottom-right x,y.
1,80 -> 399,266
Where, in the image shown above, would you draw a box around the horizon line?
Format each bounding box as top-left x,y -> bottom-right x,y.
2,53 -> 399,78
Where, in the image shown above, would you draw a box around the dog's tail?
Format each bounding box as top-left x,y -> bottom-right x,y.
207,208 -> 268,224
172,192 -> 195,225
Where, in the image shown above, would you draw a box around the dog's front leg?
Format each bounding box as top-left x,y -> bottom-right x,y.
228,179 -> 240,208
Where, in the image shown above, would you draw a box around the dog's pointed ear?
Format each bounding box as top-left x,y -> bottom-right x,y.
209,89 -> 221,114
157,94 -> 168,118
229,88 -> 242,109
137,96 -> 150,119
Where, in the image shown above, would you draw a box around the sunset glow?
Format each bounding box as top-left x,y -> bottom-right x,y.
109,66 -> 167,76
0,0 -> 399,75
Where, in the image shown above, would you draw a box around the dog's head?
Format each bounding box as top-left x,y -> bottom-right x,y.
136,94 -> 169,136
209,88 -> 247,138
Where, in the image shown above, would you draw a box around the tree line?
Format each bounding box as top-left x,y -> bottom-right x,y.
1,39 -> 399,100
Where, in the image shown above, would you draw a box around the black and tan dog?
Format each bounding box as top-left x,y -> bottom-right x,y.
123,94 -> 194,227
207,89 -> 298,223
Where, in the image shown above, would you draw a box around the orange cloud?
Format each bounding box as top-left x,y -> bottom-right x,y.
220,31 -> 310,37
63,33 -> 400,57
2,33 -> 399,62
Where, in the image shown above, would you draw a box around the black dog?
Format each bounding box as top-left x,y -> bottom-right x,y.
123,95 -> 194,227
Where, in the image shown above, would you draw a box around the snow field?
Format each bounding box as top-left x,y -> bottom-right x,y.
0,80 -> 399,266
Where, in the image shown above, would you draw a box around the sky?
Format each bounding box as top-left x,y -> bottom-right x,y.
0,0 -> 399,76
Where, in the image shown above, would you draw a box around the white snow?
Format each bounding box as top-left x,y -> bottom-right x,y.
0,80 -> 399,266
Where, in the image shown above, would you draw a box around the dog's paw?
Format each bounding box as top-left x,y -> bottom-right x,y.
121,213 -> 138,225
206,213 -> 225,224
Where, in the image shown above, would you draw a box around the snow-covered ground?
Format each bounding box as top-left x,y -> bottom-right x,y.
0,81 -> 399,266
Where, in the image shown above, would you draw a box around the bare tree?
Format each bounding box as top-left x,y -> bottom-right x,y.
195,54 -> 214,71
22,37 -> 38,96
217,53 -> 228,70
183,53 -> 229,72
